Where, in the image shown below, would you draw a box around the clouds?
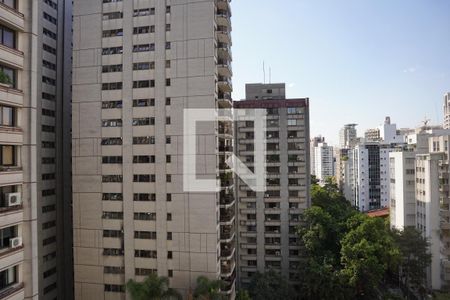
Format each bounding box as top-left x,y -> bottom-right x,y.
403,67 -> 417,73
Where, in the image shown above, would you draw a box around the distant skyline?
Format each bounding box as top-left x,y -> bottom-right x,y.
231,0 -> 450,145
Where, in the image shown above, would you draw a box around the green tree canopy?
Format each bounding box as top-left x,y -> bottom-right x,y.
126,274 -> 182,300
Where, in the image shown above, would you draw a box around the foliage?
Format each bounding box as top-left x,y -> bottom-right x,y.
0,69 -> 11,85
392,227 -> 431,297
236,289 -> 251,300
297,178 -> 430,299
126,274 -> 182,300
248,270 -> 296,300
193,276 -> 224,300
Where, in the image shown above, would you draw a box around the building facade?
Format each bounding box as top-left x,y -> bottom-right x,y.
339,123 -> 357,149
234,83 -> 310,287
444,93 -> 450,129
309,136 -> 324,178
313,141 -> 334,183
72,0 -> 235,299
0,0 -> 73,299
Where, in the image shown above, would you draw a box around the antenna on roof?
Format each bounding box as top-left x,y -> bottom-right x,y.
263,61 -> 266,84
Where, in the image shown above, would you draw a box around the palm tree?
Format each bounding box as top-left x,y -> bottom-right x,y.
126,274 -> 182,300
193,276 -> 224,300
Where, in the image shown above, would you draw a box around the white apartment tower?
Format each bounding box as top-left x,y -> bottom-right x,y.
313,141 -> 334,182
0,1 -> 73,299
234,83 -> 310,287
72,0 -> 235,299
339,123 -> 357,149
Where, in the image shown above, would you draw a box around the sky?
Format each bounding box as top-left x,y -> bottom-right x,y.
230,0 -> 450,145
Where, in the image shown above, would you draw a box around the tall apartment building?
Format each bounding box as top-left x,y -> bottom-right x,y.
72,0 -> 235,298
444,93 -> 450,129
339,123 -> 357,149
313,140 -> 334,183
234,83 -> 310,287
309,136 -> 324,177
0,1 -> 73,299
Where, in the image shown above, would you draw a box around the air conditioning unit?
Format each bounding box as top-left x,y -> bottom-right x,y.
7,193 -> 21,206
10,237 -> 22,248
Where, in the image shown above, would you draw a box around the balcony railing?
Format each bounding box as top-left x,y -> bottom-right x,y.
0,282 -> 24,299
220,194 -> 235,206
0,166 -> 21,172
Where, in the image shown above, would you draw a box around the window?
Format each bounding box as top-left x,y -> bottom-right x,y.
133,44 -> 154,52
167,213 -> 172,221
168,251 -> 173,259
166,60 -> 171,68
43,251 -> 56,262
133,8 -> 154,17
104,266 -> 125,274
102,64 -> 122,73
43,43 -> 57,55
287,107 -> 301,114
42,157 -> 55,164
102,212 -> 123,219
166,97 -> 171,105
165,42 -> 171,49
42,125 -> 55,132
42,76 -> 56,86
168,270 -> 173,277
134,231 -> 156,239
166,175 -> 172,182
43,236 -> 56,246
104,284 -> 125,293
133,193 -> 156,201
133,155 -> 155,163
102,156 -> 123,164
102,100 -> 122,109
166,79 -> 171,86
0,266 -> 17,291
166,155 -> 171,163
102,47 -> 123,55
102,119 -> 122,127
0,25 -> 15,49
0,145 -> 15,166
103,230 -> 123,238
42,204 -> 56,213
103,0 -> 123,2
132,117 -> 154,126
167,232 -> 172,240
134,212 -> 156,221
133,136 -> 155,145
102,29 -> 123,37
167,194 -> 172,202
166,117 -> 171,124
102,175 -> 122,182
133,26 -> 154,34
42,109 -> 55,117
42,60 -> 56,70
43,28 -> 57,40
102,12 -> 123,20
166,6 -> 171,13
287,119 -> 297,126
101,137 -> 122,145
42,173 -> 55,180
102,82 -> 122,90
166,136 -> 171,144
135,250 -> 157,258
166,24 -> 171,31
133,62 -> 154,70
42,92 -> 56,101
102,193 -> 123,201
0,106 -> 15,127
133,98 -> 154,107
0,0 -> 17,9
42,141 -> 55,148
0,226 -> 17,249
0,65 -> 15,87
133,80 -> 154,88
133,174 -> 155,182
43,0 -> 57,9
136,268 -> 157,276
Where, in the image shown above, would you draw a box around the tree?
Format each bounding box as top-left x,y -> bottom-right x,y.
193,276 -> 224,300
392,227 -> 431,298
248,270 -> 296,300
126,274 -> 182,300
236,290 -> 251,300
340,215 -> 400,299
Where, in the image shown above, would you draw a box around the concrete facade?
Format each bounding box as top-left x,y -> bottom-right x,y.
72,0 -> 235,299
0,0 -> 73,299
444,93 -> 450,129
234,83 -> 310,287
313,141 -> 334,183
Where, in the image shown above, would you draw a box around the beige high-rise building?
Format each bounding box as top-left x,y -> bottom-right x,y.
444,93 -> 450,129
72,0 -> 234,299
0,0 -> 73,299
234,83 -> 310,287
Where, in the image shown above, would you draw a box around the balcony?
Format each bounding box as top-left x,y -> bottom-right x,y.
218,123 -> 233,137
0,3 -> 24,31
221,260 -> 236,277
220,206 -> 235,225
218,60 -> 232,77
220,193 -> 235,207
0,45 -> 23,69
216,9 -> 231,27
218,76 -> 232,93
221,243 -> 235,259
220,173 -> 234,189
0,84 -> 22,107
0,282 -> 24,300
217,92 -> 232,108
220,225 -> 235,243
215,0 -> 231,14
217,42 -> 232,60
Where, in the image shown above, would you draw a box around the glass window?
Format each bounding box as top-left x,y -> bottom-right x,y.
0,145 -> 14,166
1,0 -> 17,9
0,266 -> 17,290
0,26 -> 15,49
0,106 -> 14,126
